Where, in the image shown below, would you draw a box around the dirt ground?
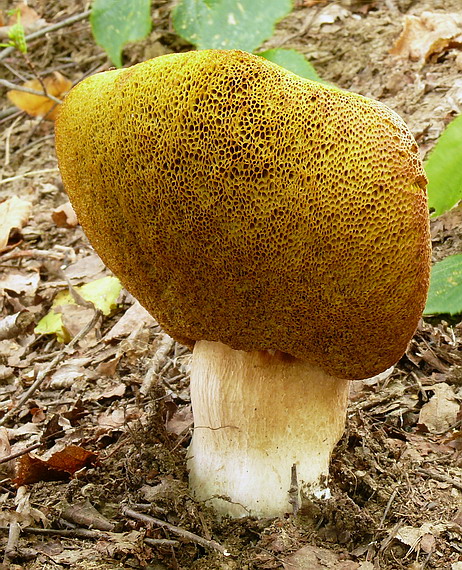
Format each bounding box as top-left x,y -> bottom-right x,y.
1,0 -> 462,568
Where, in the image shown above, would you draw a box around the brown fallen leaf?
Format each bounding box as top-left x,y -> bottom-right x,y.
418,383 -> 460,433
52,201 -> 78,228
396,522 -> 445,554
61,499 -> 115,531
0,270 -> 40,296
103,300 -> 156,341
166,404 -> 193,435
7,71 -> 72,121
14,444 -> 98,486
391,11 -> 462,62
0,427 -> 13,479
0,196 -> 32,252
282,544 -> 358,569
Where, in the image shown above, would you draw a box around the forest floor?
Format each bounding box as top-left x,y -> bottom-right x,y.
0,0 -> 462,569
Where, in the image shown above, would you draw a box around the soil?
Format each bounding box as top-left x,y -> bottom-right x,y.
1,1 -> 462,569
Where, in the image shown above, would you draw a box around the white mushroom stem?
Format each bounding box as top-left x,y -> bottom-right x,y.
187,340 -> 350,518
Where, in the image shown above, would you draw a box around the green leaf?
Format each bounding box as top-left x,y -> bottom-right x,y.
34,311 -> 70,343
426,114 -> 462,217
90,0 -> 152,67
3,8 -> 27,53
424,254 -> 462,315
259,48 -> 323,82
172,0 -> 292,52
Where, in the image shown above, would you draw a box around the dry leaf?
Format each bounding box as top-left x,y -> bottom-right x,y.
391,11 -> 462,62
7,71 -> 72,121
98,382 -> 126,399
418,383 -> 460,433
0,196 -> 32,252
396,522 -> 444,553
0,270 -> 40,296
52,201 -> 78,228
61,499 -> 114,531
63,254 -> 107,282
0,427 -> 13,479
97,406 -> 141,433
49,362 -> 88,389
14,444 -> 98,486
96,356 -> 122,377
283,544 -> 358,569
104,301 -> 156,341
166,404 -> 193,435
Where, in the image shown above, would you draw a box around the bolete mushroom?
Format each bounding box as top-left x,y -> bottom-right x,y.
55,50 -> 431,518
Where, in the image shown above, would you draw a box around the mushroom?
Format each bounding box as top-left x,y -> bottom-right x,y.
55,50 -> 431,518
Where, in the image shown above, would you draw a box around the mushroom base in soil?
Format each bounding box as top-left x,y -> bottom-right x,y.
187,340 -> 350,518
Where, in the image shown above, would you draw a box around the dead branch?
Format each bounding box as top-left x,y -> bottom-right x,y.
417,468 -> 462,491
0,10 -> 91,62
122,507 -> 231,556
0,79 -> 63,105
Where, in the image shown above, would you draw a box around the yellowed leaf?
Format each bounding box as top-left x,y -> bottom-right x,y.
7,72 -> 72,121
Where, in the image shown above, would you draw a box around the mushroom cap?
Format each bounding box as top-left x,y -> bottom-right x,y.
55,50 -> 431,380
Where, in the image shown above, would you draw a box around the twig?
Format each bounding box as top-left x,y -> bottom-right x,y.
0,10 -> 91,62
140,333 -> 175,396
0,526 -> 179,547
122,507 -> 231,556
0,526 -> 102,539
433,419 -> 462,435
4,115 -> 22,167
0,248 -> 63,262
15,133 -> 55,155
0,79 -> 63,105
0,310 -> 101,427
0,167 -> 59,185
3,486 -> 28,563
379,487 -> 398,527
416,468 -> 462,491
0,442 -> 41,466
379,519 -> 404,554
144,537 -> 179,547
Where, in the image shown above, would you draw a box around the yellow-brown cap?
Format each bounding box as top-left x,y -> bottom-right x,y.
55,50 -> 431,379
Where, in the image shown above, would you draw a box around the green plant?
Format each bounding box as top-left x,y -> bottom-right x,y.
89,0 -> 321,79
427,114 -> 462,218
423,114 -> 462,316
0,9 -> 27,53
90,0 -> 152,68
172,0 -> 322,80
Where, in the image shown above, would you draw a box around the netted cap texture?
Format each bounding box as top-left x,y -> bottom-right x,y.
55,50 -> 431,380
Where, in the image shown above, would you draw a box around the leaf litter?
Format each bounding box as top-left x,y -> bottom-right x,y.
0,0 -> 462,568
